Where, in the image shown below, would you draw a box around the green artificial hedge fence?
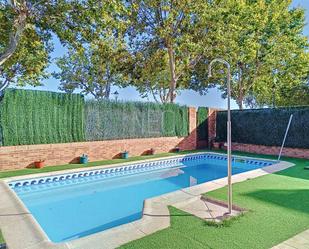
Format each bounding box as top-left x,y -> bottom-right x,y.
197,107 -> 208,141
84,100 -> 189,141
216,107 -> 309,149
162,103 -> 189,137
0,89 -> 189,146
0,89 -> 85,146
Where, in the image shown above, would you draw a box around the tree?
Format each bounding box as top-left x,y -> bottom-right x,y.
250,82 -> 309,107
0,0 -> 127,92
130,47 -> 172,103
0,0 -> 51,91
55,37 -> 131,99
0,21 -> 51,92
126,0 -> 213,103
202,0 -> 309,109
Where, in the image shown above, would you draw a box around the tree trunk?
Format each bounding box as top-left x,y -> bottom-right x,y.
159,88 -> 169,103
167,45 -> 177,103
149,87 -> 160,103
104,82 -> 111,99
237,84 -> 244,110
237,64 -> 244,110
237,96 -> 244,110
0,79 -> 10,93
0,6 -> 28,67
0,78 -> 10,97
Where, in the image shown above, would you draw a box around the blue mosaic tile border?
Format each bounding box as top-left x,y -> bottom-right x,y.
8,153 -> 273,189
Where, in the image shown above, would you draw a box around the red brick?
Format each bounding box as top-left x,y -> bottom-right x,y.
0,107 -> 198,171
231,143 -> 309,159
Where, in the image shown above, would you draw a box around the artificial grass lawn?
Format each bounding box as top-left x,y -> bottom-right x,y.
121,152 -> 309,249
0,150 -> 203,179
0,230 -> 4,244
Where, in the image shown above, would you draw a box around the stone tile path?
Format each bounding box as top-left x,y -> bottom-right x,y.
173,196 -> 241,222
272,229 -> 309,249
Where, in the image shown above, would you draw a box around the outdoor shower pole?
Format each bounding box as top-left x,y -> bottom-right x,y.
208,59 -> 232,214
278,114 -> 293,161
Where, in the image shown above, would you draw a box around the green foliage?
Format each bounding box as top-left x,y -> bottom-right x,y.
131,49 -> 172,103
0,89 -> 84,146
55,39 -> 131,99
1,0 -> 128,90
85,100 -> 189,141
204,213 -> 245,228
0,13 -> 51,87
126,0 -> 212,102
216,107 -> 309,148
192,0 -> 309,109
252,83 -> 309,107
197,107 -> 208,141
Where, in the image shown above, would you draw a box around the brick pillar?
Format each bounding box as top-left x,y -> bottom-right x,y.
187,107 -> 197,149
208,108 -> 217,148
172,107 -> 197,151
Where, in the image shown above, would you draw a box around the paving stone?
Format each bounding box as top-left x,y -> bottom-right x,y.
173,197 -> 241,222
272,229 -> 309,249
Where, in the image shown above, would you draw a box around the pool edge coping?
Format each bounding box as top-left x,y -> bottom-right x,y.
3,151 -> 277,183
0,152 -> 293,249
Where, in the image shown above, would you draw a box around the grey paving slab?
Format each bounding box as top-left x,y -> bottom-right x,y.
173,197 -> 241,222
272,244 -> 299,249
272,230 -> 309,249
66,222 -> 145,249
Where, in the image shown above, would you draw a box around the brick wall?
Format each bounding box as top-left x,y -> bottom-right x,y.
208,108 -> 218,147
231,143 -> 309,159
0,107 -> 198,171
208,110 -> 309,159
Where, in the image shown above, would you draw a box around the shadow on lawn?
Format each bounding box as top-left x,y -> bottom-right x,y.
244,189 -> 309,214
275,164 -> 309,181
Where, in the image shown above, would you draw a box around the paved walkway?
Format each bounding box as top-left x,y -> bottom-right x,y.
272,229 -> 309,249
173,196 -> 241,222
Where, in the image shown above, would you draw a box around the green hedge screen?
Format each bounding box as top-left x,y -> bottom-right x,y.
0,89 -> 189,146
216,107 -> 309,149
84,100 -> 189,141
0,89 -> 85,146
197,107 -> 208,141
162,103 -> 189,137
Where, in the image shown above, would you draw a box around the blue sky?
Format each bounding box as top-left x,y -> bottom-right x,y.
23,0 -> 309,109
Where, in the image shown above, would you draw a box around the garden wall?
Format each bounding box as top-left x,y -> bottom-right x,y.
230,143 -> 309,159
213,107 -> 309,159
0,108 -> 197,171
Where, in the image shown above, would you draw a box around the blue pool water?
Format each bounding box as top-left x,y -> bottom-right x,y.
11,154 -> 273,242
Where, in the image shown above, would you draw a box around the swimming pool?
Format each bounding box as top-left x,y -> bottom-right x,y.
9,153 -> 273,243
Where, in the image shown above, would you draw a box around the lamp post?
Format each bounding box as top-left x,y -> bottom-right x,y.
208,58 -> 232,214
113,90 -> 119,102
